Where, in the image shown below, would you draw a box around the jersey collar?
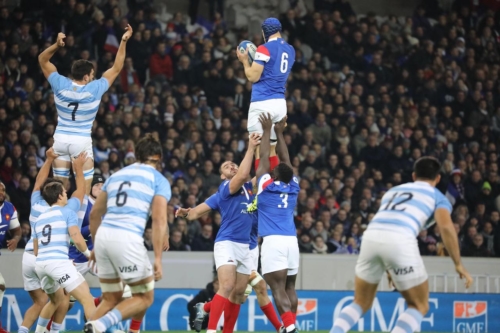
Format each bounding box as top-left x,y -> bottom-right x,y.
268,37 -> 279,41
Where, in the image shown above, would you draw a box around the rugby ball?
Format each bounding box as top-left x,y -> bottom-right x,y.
238,40 -> 257,65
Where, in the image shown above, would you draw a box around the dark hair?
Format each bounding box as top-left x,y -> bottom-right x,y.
41,178 -> 63,191
135,134 -> 163,163
42,181 -> 64,205
71,59 -> 94,80
414,156 -> 441,180
274,162 -> 294,184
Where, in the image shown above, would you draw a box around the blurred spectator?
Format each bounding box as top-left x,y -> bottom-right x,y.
191,224 -> 214,251
144,227 -> 153,251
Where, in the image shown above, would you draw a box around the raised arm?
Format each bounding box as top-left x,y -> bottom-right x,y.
102,24 -> 133,87
256,113 -> 273,179
71,153 -> 88,204
274,116 -> 291,168
236,46 -> 264,83
39,33 -> 65,79
229,133 -> 261,194
34,148 -> 58,192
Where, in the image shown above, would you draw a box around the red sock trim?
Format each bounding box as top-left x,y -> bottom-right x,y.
47,318 -> 53,330
222,301 -> 241,333
261,302 -> 282,331
269,156 -> 279,171
292,312 -> 296,322
130,319 -> 142,331
281,311 -> 295,329
94,297 -> 101,307
207,294 -> 227,330
254,159 -> 260,172
204,301 -> 212,313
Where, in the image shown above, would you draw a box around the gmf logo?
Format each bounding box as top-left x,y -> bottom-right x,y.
453,301 -> 488,333
296,298 -> 318,331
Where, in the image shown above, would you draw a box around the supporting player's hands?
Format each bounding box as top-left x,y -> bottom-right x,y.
248,133 -> 261,150
258,113 -> 273,132
122,24 -> 133,42
57,33 -> 66,47
455,264 -> 473,289
154,259 -> 163,281
45,147 -> 59,161
72,152 -> 88,172
274,116 -> 287,134
236,45 -> 249,64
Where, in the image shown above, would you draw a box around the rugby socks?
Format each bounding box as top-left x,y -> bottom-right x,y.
222,300 -> 241,333
269,156 -> 279,171
292,312 -> 296,323
94,309 -> 123,332
281,311 -> 295,332
129,318 -> 142,333
391,308 -> 423,333
47,318 -> 53,330
254,156 -> 280,172
331,302 -> 363,333
35,317 -> 50,333
50,322 -> 62,333
207,294 -> 227,332
203,301 -> 212,313
18,326 -> 29,333
261,303 -> 282,331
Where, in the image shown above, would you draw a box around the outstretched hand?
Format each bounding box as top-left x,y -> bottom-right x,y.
274,116 -> 287,134
248,133 -> 262,149
122,24 -> 133,42
258,113 -> 273,132
57,33 -> 66,47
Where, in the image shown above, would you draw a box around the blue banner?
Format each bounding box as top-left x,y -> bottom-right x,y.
2,289 -> 499,332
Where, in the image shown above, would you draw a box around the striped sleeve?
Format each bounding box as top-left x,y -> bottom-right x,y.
255,45 -> 270,64
48,72 -> 66,91
257,173 -> 273,195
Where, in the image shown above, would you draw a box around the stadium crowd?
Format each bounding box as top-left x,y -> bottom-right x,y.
1,0 -> 500,258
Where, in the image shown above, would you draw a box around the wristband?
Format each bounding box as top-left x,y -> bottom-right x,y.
83,249 -> 91,258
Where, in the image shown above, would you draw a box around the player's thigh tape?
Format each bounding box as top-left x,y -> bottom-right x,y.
83,168 -> 94,180
53,167 -> 70,178
100,282 -> 124,293
250,271 -> 264,287
129,280 -> 155,294
122,285 -> 132,299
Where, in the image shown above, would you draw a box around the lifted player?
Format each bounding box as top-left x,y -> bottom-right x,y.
237,17 -> 295,172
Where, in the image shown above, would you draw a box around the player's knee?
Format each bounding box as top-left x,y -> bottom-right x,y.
32,293 -> 49,307
353,297 -> 373,313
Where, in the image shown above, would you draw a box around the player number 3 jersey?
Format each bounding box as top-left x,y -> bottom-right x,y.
256,174 -> 299,237
368,181 -> 453,238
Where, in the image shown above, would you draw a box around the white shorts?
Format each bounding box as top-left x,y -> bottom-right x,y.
214,241 -> 252,275
22,251 -> 41,291
248,99 -> 287,141
75,261 -> 97,277
94,228 -> 153,284
261,235 -> 299,275
53,133 -> 94,162
35,260 -> 85,294
355,229 -> 428,291
249,247 -> 260,272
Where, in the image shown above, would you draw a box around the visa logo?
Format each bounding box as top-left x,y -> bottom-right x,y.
296,298 -> 318,331
453,301 -> 488,333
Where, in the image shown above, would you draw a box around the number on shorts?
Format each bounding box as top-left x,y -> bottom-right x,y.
278,193 -> 288,208
383,192 -> 413,211
68,102 -> 79,121
41,225 -> 52,245
116,181 -> 132,207
280,52 -> 288,73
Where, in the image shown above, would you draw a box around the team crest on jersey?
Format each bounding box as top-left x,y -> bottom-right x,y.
5,214 -> 10,221
73,87 -> 77,91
